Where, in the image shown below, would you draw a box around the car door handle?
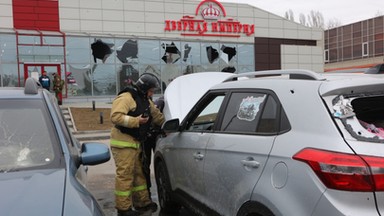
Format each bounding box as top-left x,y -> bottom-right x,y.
193,152 -> 204,160
241,159 -> 260,168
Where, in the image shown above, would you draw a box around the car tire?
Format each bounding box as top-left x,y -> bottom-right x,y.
155,161 -> 181,213
237,202 -> 274,216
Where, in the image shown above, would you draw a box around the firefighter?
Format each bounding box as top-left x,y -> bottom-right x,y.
110,73 -> 165,216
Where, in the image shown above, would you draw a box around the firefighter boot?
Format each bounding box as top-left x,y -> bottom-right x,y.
136,202 -> 158,213
117,208 -> 140,216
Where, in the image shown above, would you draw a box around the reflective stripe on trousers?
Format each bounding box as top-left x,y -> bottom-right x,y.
111,146 -> 151,210
110,139 -> 140,148
115,184 -> 148,197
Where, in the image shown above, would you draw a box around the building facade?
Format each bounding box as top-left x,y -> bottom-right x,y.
324,15 -> 384,72
0,0 -> 323,97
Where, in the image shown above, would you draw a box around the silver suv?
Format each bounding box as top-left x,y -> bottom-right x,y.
154,70 -> 384,216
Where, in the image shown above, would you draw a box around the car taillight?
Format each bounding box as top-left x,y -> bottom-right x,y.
293,148 -> 384,192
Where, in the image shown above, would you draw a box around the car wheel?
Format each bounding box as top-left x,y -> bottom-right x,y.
155,161 -> 181,213
237,202 -> 274,216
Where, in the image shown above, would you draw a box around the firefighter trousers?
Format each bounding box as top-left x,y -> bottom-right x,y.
111,146 -> 151,211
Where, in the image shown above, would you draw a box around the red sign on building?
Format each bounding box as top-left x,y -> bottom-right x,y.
12,0 -> 60,31
164,0 -> 255,38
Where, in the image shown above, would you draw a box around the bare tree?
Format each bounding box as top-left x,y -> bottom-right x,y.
307,10 -> 324,29
284,9 -> 295,21
326,18 -> 342,29
285,10 -> 325,29
375,10 -> 384,17
285,9 -> 342,29
299,13 -> 307,26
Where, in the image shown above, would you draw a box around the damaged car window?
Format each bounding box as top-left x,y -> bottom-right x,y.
333,95 -> 384,142
221,92 -> 267,133
0,100 -> 57,172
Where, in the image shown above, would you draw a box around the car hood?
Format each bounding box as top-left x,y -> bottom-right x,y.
0,169 -> 65,215
162,72 -> 233,122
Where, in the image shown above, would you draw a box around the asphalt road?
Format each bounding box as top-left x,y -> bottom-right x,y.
85,139 -> 197,216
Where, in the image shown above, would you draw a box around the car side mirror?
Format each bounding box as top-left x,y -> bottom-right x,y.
80,142 -> 111,165
162,118 -> 180,133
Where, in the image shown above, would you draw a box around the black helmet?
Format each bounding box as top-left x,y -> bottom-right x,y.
134,73 -> 160,94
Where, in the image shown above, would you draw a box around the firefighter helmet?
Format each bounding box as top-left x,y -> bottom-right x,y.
134,73 -> 160,94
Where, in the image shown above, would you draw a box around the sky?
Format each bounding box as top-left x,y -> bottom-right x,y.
220,0 -> 383,25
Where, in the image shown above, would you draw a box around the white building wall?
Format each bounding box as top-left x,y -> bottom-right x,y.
281,45 -> 324,72
58,0 -> 322,43
0,0 -> 13,29
0,0 -> 323,44
0,0 -> 324,72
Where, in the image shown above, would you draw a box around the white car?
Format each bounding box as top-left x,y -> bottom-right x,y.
154,70 -> 384,216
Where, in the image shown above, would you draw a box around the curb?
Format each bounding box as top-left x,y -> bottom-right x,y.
73,130 -> 111,135
77,135 -> 111,142
73,130 -> 111,141
67,107 -> 78,132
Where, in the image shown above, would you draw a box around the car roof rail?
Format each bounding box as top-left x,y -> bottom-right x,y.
24,77 -> 41,94
223,69 -> 326,82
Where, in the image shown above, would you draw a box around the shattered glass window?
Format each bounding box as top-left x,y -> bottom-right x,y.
160,41 -> 181,64
181,42 -> 201,75
116,39 -> 138,64
0,100 -> 56,172
91,38 -> 115,64
221,92 -> 267,133
333,95 -> 384,141
202,42 -> 219,65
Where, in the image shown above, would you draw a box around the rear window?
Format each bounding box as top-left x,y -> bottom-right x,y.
333,95 -> 384,142
0,99 -> 62,172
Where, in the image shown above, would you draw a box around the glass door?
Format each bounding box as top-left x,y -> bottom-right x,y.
23,63 -> 65,101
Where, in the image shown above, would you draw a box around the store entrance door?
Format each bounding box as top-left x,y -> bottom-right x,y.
23,63 -> 65,104
24,63 -> 61,86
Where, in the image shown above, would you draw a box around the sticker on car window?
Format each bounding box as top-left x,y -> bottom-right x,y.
237,95 -> 266,121
333,95 -> 354,118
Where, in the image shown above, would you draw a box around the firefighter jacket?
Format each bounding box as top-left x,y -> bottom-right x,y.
110,89 -> 165,149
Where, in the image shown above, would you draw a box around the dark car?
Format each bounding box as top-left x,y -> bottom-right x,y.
0,78 -> 110,216
365,63 -> 384,74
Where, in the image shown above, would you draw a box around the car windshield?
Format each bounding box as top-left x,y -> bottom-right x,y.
0,99 -> 58,172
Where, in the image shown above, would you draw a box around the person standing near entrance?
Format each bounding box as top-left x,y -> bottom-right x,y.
39,71 -> 50,91
53,73 -> 64,105
110,73 -> 164,216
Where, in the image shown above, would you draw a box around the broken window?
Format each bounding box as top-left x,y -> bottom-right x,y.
183,43 -> 192,62
181,42 -> 201,74
221,66 -> 236,73
116,39 -> 138,63
0,100 -> 57,172
91,39 -> 114,63
161,42 -> 181,64
206,45 -> 219,64
221,92 -> 267,133
220,45 -> 237,64
333,95 -> 384,141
